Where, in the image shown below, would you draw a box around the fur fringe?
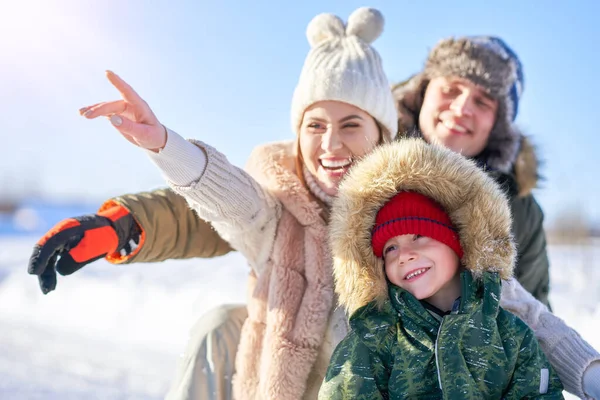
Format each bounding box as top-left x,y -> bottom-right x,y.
330,139 -> 516,315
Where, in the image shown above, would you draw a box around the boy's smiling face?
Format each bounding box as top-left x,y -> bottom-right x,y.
383,234 -> 461,311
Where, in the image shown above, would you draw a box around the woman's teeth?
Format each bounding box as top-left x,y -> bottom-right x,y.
320,159 -> 352,170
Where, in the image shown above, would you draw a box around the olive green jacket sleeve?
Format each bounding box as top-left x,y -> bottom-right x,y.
106,188 -> 233,264
510,193 -> 551,308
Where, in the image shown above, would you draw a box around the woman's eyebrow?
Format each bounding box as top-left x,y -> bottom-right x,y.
339,115 -> 363,123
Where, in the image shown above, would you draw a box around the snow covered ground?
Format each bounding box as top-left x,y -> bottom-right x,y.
0,235 -> 598,399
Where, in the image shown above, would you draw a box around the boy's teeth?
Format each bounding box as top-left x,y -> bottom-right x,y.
321,159 -> 351,168
405,268 -> 429,280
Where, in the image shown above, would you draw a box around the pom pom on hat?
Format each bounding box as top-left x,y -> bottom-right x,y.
306,7 -> 384,47
306,13 -> 345,47
346,7 -> 384,44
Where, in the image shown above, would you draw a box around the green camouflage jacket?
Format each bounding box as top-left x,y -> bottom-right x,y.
319,271 -> 563,399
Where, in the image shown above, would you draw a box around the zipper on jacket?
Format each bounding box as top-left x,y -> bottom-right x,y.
434,319 -> 444,391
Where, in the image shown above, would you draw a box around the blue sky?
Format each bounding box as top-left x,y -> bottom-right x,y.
0,0 -> 598,225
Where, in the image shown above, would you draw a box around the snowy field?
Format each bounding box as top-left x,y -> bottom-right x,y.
0,235 -> 598,399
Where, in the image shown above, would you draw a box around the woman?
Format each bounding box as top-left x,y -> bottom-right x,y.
79,8 -> 397,399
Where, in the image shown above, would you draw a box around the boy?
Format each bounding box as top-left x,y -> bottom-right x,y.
319,139 -> 564,399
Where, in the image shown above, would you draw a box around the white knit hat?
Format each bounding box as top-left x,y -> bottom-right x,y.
290,7 -> 397,140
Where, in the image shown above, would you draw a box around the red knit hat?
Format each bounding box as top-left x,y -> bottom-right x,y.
371,192 -> 463,259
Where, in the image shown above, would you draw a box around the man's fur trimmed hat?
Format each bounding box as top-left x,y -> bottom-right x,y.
426,36 -> 524,122
393,36 -> 525,174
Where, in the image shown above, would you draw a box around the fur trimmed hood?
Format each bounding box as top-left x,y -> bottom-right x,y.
330,139 -> 516,314
391,74 -> 540,196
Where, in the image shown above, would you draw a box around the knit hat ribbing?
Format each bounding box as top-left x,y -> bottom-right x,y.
372,191 -> 463,259
290,7 -> 397,141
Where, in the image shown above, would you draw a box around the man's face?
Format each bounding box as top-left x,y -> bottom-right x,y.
418,76 -> 498,157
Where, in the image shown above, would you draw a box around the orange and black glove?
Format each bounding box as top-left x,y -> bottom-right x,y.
27,205 -> 141,294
